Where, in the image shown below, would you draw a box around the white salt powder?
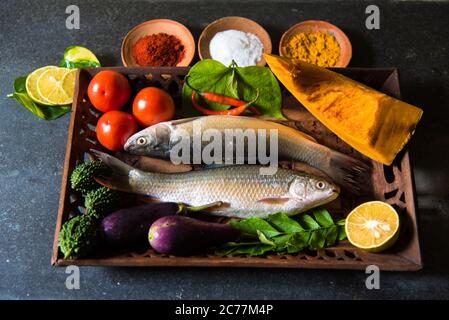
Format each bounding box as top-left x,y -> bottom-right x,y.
209,30 -> 264,67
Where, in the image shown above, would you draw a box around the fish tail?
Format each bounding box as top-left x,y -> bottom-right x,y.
90,149 -> 135,192
323,150 -> 371,194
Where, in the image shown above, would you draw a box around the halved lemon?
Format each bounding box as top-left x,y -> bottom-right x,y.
25,66 -> 58,105
37,67 -> 76,105
345,201 -> 400,253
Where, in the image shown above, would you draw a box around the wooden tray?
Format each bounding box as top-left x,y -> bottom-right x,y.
52,66 -> 422,271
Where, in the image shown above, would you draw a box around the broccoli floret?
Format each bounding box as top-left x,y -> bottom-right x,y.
70,161 -> 110,194
59,215 -> 98,259
85,186 -> 123,219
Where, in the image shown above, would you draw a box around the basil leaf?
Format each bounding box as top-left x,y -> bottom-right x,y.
59,59 -> 101,69
182,59 -> 284,118
230,217 -> 281,238
267,212 -> 304,233
312,208 -> 334,228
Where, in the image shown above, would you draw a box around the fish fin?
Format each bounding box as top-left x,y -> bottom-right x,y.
257,198 -> 291,205
90,149 -> 136,176
324,150 -> 371,195
94,176 -> 131,193
137,195 -> 161,203
90,149 -> 137,193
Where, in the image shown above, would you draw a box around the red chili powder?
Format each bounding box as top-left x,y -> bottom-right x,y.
132,33 -> 185,67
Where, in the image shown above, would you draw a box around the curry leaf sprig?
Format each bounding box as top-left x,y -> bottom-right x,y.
215,208 -> 346,256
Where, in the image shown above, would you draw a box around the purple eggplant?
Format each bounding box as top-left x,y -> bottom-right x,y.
149,216 -> 241,256
100,202 -> 181,248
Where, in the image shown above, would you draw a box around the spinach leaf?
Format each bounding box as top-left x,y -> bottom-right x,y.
182,59 -> 284,119
8,76 -> 71,120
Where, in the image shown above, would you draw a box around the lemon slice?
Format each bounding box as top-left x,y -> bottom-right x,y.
345,201 -> 400,253
61,69 -> 77,100
37,67 -> 74,105
25,66 -> 58,105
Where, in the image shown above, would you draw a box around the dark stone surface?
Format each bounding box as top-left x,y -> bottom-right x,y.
0,0 -> 448,299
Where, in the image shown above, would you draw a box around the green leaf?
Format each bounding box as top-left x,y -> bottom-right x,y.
298,214 -> 321,230
312,208 -> 334,228
59,59 -> 101,69
181,59 -> 284,118
267,212 -> 304,233
215,242 -> 273,256
308,229 -> 326,250
257,230 -> 275,245
10,92 -> 70,121
338,225 -> 347,241
230,217 -> 281,238
14,76 -> 27,93
325,225 -> 339,246
217,210 -> 344,257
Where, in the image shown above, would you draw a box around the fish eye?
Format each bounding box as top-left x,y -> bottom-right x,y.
316,181 -> 326,190
137,137 -> 147,145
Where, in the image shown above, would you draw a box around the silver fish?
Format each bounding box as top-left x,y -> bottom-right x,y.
92,150 -> 339,219
124,115 -> 369,193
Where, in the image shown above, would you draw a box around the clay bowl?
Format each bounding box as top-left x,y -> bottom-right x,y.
198,16 -> 272,66
121,19 -> 195,67
279,20 -> 352,67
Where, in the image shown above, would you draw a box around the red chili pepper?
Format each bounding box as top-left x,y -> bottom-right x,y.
199,92 -> 246,107
192,91 -> 258,116
185,76 -> 260,115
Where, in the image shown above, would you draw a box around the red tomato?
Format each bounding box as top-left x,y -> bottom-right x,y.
96,111 -> 138,151
88,71 -> 131,112
132,87 -> 175,127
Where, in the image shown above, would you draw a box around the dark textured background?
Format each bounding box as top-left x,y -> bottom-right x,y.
1,0 -> 448,299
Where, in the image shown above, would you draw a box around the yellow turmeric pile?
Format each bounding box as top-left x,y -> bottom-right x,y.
284,30 -> 340,67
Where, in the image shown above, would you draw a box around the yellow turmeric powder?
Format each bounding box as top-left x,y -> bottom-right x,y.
283,30 -> 341,67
